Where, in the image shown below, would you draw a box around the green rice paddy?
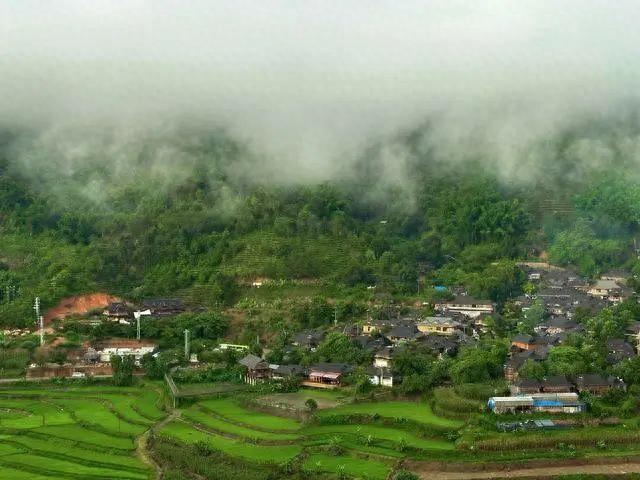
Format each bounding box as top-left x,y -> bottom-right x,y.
0,385 -> 164,479
0,385 -> 464,479
159,393 -> 463,479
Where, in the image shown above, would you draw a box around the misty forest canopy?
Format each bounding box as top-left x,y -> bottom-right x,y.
2,121 -> 640,326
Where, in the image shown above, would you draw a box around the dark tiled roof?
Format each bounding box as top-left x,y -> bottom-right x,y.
239,354 -> 266,370
309,363 -> 353,374
576,373 -> 609,388
270,364 -> 306,376
293,329 -> 325,347
542,375 -> 572,388
388,324 -> 419,340
516,378 -> 541,388
512,334 -> 534,344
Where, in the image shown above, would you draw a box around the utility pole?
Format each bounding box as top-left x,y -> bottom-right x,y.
334,306 -> 338,327
136,315 -> 141,341
34,297 -> 43,345
38,316 -> 44,346
184,329 -> 190,362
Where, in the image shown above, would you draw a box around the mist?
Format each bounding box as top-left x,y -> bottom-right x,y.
2,1 -> 640,197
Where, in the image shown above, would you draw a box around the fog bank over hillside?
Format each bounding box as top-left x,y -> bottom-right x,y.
2,1 -> 640,192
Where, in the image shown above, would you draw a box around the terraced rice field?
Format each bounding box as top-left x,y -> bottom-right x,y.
159,394 -> 462,479
0,385 -> 464,479
317,400 -> 464,428
0,385 -> 165,479
303,452 -> 393,480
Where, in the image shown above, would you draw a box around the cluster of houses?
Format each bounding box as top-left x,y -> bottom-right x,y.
515,265 -> 633,318
505,266 -> 638,384
488,374 -> 626,414
103,298 -> 197,323
26,338 -> 158,379
238,292 -> 495,389
493,265 -> 636,415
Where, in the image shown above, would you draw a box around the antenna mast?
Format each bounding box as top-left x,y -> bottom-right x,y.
38,316 -> 44,346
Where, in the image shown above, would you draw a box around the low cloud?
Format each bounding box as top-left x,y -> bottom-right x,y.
2,1 -> 640,197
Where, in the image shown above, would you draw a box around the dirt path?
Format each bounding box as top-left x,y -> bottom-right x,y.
136,409 -> 181,480
405,460 -> 640,479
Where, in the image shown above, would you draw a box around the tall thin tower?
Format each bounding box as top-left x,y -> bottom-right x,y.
38,316 -> 44,346
184,329 -> 190,361
34,297 -> 43,345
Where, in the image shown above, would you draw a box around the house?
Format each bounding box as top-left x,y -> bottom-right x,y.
386,324 -> 420,344
541,375 -> 572,393
342,324 -> 361,338
366,366 -> 395,387
514,295 -> 533,311
353,335 -> 389,351
373,347 -> 396,368
510,378 -> 541,395
239,354 -> 271,383
416,317 -> 462,336
292,329 -> 325,350
362,319 -> 405,335
504,350 -> 534,382
92,339 -> 157,363
488,393 -> 585,414
141,298 -> 185,317
434,295 -> 494,318
606,339 -> 635,365
303,363 -> 352,389
601,270 -> 630,284
268,364 -> 306,380
417,334 -> 460,356
103,302 -> 131,322
534,316 -> 582,336
511,334 -> 537,351
575,374 -> 625,395
586,280 -> 629,303
627,322 -> 640,351
504,346 -> 549,383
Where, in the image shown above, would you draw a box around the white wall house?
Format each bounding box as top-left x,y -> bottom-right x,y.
94,339 -> 157,363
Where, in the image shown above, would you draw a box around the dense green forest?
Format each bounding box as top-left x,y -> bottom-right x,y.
1,125 -> 640,327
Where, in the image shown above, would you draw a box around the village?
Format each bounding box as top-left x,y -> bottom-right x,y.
9,261 -> 637,423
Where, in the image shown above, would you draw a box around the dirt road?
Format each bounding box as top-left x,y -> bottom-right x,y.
405,459 -> 640,479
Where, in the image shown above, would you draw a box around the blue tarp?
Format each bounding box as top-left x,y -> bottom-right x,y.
533,400 -> 563,407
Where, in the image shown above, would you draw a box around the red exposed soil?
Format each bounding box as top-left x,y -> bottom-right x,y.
44,293 -> 121,325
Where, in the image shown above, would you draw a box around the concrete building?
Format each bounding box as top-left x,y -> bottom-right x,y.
92,339 -> 157,363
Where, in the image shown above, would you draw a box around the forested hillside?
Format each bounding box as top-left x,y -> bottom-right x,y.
1,125 -> 640,326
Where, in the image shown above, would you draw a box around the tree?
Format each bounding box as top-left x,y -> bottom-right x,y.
111,354 -> 135,386
518,299 -> 545,334
546,346 -> 587,378
305,398 -> 318,413
313,333 -> 367,364
518,359 -> 546,380
449,342 -> 508,385
614,356 -> 640,386
140,353 -> 167,380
